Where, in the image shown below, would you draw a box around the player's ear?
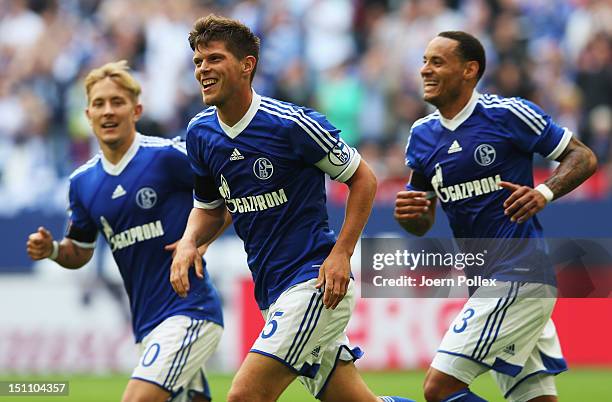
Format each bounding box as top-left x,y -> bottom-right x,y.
133,103 -> 143,121
242,55 -> 256,78
464,60 -> 479,81
85,107 -> 92,125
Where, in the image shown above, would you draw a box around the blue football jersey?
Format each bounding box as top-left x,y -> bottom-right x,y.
405,91 -> 572,285
187,91 -> 361,309
67,134 -> 223,342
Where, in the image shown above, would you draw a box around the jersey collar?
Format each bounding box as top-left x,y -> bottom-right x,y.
439,90 -> 480,131
218,89 -> 261,139
100,132 -> 141,176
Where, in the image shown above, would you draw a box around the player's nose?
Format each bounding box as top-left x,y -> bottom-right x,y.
102,102 -> 114,115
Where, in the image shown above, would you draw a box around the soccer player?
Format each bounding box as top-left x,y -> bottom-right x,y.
26,61 -> 225,402
170,15 -> 413,402
395,32 -> 597,402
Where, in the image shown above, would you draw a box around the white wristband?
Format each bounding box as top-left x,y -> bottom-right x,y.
49,240 -> 59,260
535,184 -> 554,203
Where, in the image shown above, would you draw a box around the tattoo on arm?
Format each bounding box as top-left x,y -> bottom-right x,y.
545,137 -> 597,200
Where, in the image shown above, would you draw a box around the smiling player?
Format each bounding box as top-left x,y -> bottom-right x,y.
395,32 -> 597,402
170,14 -> 414,402
26,61 -> 225,402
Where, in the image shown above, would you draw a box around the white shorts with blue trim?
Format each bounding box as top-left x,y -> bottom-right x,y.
431,281 -> 567,401
251,278 -> 362,398
132,315 -> 223,401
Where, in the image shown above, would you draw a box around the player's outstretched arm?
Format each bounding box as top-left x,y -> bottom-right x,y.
170,206 -> 226,297
317,159 -> 377,310
501,137 -> 597,223
26,226 -> 94,269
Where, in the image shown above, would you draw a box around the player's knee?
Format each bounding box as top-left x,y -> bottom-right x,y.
121,392 -> 164,402
227,385 -> 261,402
121,382 -> 169,402
423,380 -> 442,402
423,376 -> 454,402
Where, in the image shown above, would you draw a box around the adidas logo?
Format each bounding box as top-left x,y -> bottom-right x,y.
111,184 -> 126,199
503,344 -> 515,356
447,140 -> 462,154
311,345 -> 321,358
230,148 -> 244,161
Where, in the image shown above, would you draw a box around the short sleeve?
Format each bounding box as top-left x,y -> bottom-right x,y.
66,180 -> 97,248
164,138 -> 194,192
287,108 -> 361,182
186,127 -> 223,209
404,127 -> 433,192
504,98 -> 572,160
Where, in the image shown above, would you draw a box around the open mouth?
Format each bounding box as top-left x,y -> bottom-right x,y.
101,122 -> 119,129
201,78 -> 218,92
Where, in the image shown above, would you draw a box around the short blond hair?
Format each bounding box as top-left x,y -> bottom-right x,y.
84,60 -> 141,103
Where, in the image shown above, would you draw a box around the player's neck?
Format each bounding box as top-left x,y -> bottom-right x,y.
217,87 -> 253,127
438,89 -> 474,120
101,132 -> 136,165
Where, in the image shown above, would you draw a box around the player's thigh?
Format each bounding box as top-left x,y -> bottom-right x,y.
251,279 -> 355,377
121,378 -> 170,402
318,360 -> 378,402
228,352 -> 297,402
432,283 -> 554,385
252,278 -> 360,399
132,316 -> 222,399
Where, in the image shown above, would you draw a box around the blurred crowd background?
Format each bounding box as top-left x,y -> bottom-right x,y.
1,0 -> 611,215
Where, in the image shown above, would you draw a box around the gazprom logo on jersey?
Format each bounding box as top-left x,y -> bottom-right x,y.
100,216 -> 164,252
431,163 -> 502,203
219,174 -> 288,214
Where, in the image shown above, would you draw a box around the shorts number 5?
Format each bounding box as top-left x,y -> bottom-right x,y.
261,311 -> 284,339
453,308 -> 475,333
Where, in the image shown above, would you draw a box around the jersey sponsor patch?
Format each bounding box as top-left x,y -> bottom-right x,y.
100,215 -> 165,252
431,163 -> 502,203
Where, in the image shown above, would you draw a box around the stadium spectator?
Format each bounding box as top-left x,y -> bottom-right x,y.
0,0 -> 611,214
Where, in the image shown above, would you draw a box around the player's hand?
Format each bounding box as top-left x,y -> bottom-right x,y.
164,241 -> 178,257
315,250 -> 350,310
499,181 -> 547,224
26,226 -> 54,260
394,191 -> 431,220
169,239 -> 204,297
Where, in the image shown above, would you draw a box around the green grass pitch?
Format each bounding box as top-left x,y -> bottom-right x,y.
1,369 -> 610,401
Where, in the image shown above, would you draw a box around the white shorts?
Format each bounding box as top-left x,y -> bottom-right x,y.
132,315 -> 223,401
431,281 -> 567,401
251,278 -> 362,398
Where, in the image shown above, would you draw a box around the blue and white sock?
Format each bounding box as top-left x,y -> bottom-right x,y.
378,397 -> 416,402
440,388 -> 487,402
